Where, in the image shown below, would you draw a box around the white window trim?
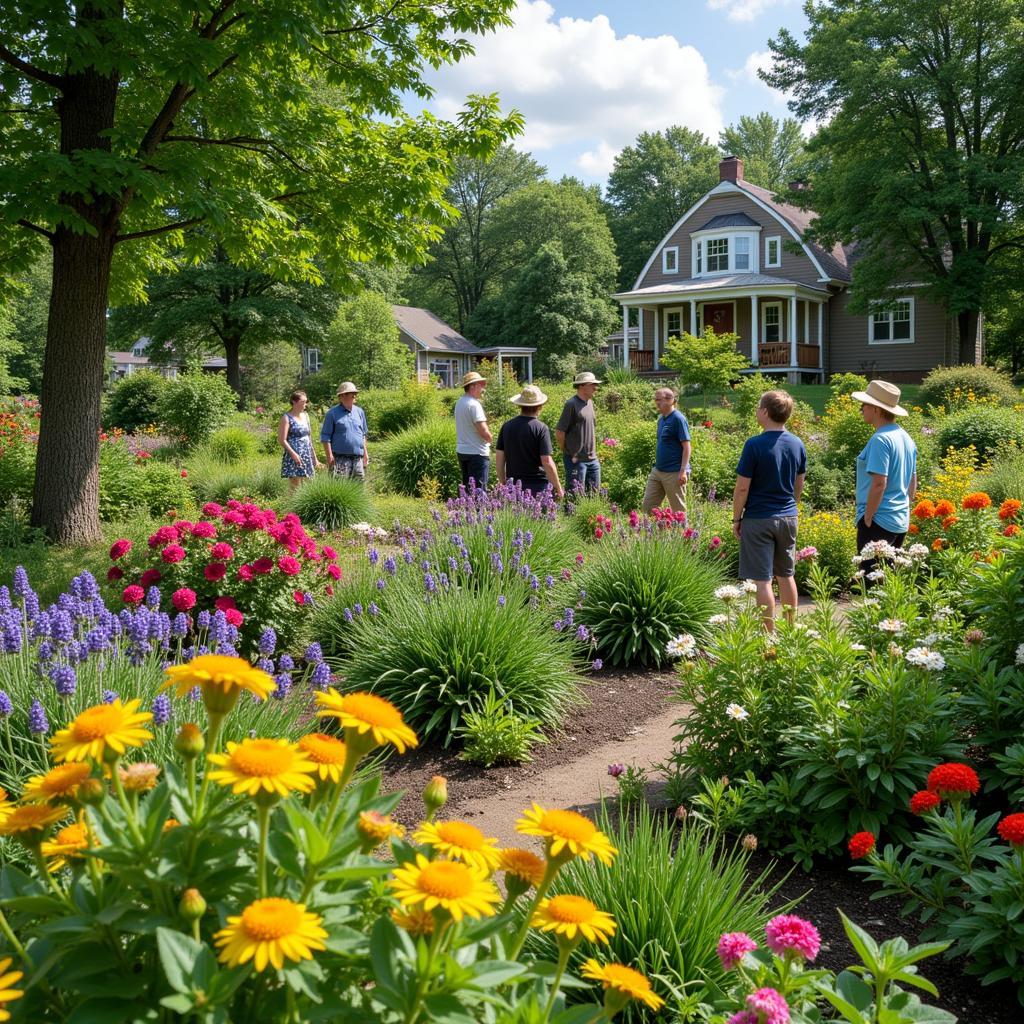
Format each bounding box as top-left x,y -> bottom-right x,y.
761,301 -> 783,345
764,235 -> 782,269
662,246 -> 679,274
868,297 -> 915,345
664,307 -> 684,340
690,229 -> 760,278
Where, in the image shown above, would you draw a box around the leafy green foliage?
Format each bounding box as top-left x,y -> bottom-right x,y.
793,510 -> 857,594
381,418 -> 461,498
104,371 -> 167,432
205,427 -> 260,465
936,405 -> 1024,459
322,291 -> 412,391
963,537 -> 1024,667
689,428 -> 745,501
661,327 -> 749,412
576,536 -> 723,667
829,371 -> 870,399
976,445 -> 1024,504
184,454 -> 287,506
158,371 -> 238,448
99,442 -> 192,521
359,380 -> 444,438
919,364 -> 1020,410
456,690 -> 545,766
288,474 -> 374,530
719,112 -> 809,191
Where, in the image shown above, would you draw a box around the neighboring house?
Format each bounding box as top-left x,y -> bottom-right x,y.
108,337 -> 228,382
612,156 -> 982,383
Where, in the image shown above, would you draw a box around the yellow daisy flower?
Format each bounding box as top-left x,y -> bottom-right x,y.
498,847 -> 546,888
531,895 -> 616,944
22,763 -> 93,803
516,804 -> 618,865
50,699 -> 153,764
391,907 -> 435,937
315,689 -> 418,754
213,897 -> 327,972
357,811 -> 405,847
0,803 -> 64,842
162,818 -> 181,832
0,956 -> 24,1022
206,738 -> 316,800
581,959 -> 665,1011
389,853 -> 501,922
297,733 -> 348,782
413,820 -> 501,873
163,654 -> 274,714
41,821 -> 90,871
0,788 -> 13,825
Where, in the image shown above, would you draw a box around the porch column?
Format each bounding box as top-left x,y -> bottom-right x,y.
497,351 -> 504,386
817,302 -> 824,370
789,295 -> 798,366
621,305 -> 630,369
750,295 -> 759,366
653,307 -> 661,370
803,300 -> 809,344
639,307 -> 645,353
689,299 -> 697,336
527,352 -> 533,382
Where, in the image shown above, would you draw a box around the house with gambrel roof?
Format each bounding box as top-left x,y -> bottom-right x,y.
612,156 -> 981,383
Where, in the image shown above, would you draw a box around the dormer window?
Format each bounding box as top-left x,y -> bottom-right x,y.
662,246 -> 679,274
735,237 -> 750,270
689,213 -> 761,278
706,238 -> 729,272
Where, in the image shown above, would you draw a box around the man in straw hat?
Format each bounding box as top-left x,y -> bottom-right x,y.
320,381 -> 369,481
556,371 -> 602,495
851,379 -> 917,562
454,370 -> 492,490
495,384 -> 564,499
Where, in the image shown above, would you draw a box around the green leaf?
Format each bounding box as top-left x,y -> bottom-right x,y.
156,927 -> 217,994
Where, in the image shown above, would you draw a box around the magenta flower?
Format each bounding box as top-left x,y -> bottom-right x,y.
607,763 -> 625,778
191,521 -> 218,539
747,987 -> 789,1024
210,542 -> 234,560
122,584 -> 144,605
171,588 -> 197,612
717,931 -> 757,970
727,1014 -> 758,1024
161,544 -> 186,564
765,914 -> 820,962
109,538 -> 132,560
277,556 -> 301,576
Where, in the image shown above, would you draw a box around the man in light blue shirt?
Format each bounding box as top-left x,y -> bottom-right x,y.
320,381 -> 369,481
852,380 -> 917,561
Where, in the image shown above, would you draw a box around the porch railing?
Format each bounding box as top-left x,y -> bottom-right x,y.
758,342 -> 821,369
629,350 -> 654,372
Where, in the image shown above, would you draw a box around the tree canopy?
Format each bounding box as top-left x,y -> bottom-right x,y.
322,291 -> 412,390
605,127 -> 719,291
719,113 -> 809,192
661,327 -> 749,413
765,0 -> 1024,361
0,1 -> 522,542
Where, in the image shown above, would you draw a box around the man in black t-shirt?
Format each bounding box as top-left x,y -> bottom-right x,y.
495,384 -> 565,498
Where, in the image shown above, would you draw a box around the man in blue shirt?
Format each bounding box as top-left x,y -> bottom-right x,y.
732,390 -> 807,630
642,386 -> 691,514
851,380 -> 917,561
320,381 -> 369,481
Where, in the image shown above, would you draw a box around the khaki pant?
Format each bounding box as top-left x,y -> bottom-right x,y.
642,469 -> 687,513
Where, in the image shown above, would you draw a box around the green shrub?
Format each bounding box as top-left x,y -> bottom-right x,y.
205,426 -> 260,464
731,372 -> 775,420
828,371 -> 869,399
0,438 -> 36,505
186,454 -> 287,505
803,459 -> 849,511
612,422 -> 657,479
380,418 -> 461,498
565,494 -> 615,542
920,364 -> 1020,410
137,461 -> 193,517
936,405 -> 1024,460
689,429 -> 745,500
534,803 -> 781,1023
104,370 -> 166,431
456,690 -> 545,766
287,474 -> 374,530
577,536 -> 724,667
819,393 -> 874,469
359,381 -> 444,438
794,509 -> 857,594
976,445 -> 1024,504
596,378 -> 657,420
334,580 -> 582,743
157,370 -> 238,447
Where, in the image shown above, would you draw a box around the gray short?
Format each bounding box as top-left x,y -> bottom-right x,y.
738,517 -> 798,581
330,455 -> 365,480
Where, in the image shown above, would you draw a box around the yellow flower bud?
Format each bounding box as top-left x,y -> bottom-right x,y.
423,775 -> 448,818
179,888 -> 207,921
174,723 -> 205,760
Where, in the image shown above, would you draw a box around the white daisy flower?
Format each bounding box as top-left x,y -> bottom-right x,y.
666,633 -> 697,659
878,619 -> 905,633
714,585 -> 742,602
850,643 -> 867,651
709,614 -> 729,626
906,647 -> 946,672
741,580 -> 758,594
726,703 -> 749,721
907,544 -> 930,560
866,569 -> 886,581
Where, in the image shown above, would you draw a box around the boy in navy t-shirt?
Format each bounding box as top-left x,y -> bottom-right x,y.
731,390 -> 807,631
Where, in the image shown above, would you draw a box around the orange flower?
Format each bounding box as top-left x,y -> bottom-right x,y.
933,499 -> 956,517
907,524 -> 920,535
999,498 -> 1022,521
931,538 -> 945,551
942,515 -> 958,529
961,492 -> 992,511
1005,524 -> 1021,538
912,500 -> 936,520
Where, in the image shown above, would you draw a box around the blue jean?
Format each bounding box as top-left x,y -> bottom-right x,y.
458,453 -> 490,489
564,456 -> 601,495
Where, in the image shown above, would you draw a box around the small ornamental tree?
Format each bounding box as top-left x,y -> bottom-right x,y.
322,291 -> 412,390
661,327 -> 749,413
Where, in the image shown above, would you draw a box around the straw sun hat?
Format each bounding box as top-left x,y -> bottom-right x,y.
849,379 -> 908,417
510,384 -> 549,406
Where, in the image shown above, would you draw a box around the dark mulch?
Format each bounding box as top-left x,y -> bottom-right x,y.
749,849 -> 1021,1022
376,665 -> 680,831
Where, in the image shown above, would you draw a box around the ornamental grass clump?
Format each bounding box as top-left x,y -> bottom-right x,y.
381,417 -> 462,498
576,533 -> 724,667
286,472 -> 374,530
0,657 -> 671,1020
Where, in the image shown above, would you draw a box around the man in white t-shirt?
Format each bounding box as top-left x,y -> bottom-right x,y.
454,370 -> 492,489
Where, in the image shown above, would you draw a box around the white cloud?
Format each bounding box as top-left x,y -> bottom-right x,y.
706,0 -> 790,23
726,50 -> 786,104
423,1 -> 724,179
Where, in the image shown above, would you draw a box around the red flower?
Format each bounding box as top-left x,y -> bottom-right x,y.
293,591 -> 305,605
139,568 -> 162,588
224,608 -> 243,626
122,584 -> 145,605
998,499 -> 1022,521
109,538 -> 132,560
202,502 -> 223,517
191,521 -> 217,539
210,542 -> 234,561
326,564 -> 342,580
149,524 -> 179,547
172,588 -> 197,612
322,545 -> 338,561
204,562 -> 227,582
325,584 -> 335,596
161,544 -> 186,564
927,763 -> 980,798
222,511 -> 245,526
180,470 -> 188,478
106,566 -> 124,582
594,528 -> 604,539
1004,524 -> 1021,537
277,556 -> 301,576
910,790 -> 941,815
997,813 -> 1024,847
214,597 -> 237,612
848,832 -> 875,859
252,557 -> 274,575
237,564 -> 254,582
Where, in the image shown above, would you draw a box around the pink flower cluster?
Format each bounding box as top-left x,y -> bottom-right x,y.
650,506 -> 688,528
744,988 -> 789,1024
795,546 -> 818,562
764,914 -> 820,962
717,931 -> 758,970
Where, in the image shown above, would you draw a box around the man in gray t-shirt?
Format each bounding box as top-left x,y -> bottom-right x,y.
555,371 -> 601,495
454,371 -> 492,489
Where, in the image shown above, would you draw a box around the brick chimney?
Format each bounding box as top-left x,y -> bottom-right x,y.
719,156 -> 744,182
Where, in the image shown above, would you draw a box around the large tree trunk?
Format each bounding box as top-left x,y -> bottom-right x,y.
224,335 -> 243,407
30,6 -> 120,544
957,309 -> 981,365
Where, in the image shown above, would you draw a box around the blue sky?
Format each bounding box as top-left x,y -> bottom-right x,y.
419,0 -> 810,185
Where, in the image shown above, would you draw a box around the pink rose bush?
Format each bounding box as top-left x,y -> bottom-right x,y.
105,501 -> 340,653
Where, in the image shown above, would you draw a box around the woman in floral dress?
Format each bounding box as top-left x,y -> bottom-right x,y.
279,390 -> 321,490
